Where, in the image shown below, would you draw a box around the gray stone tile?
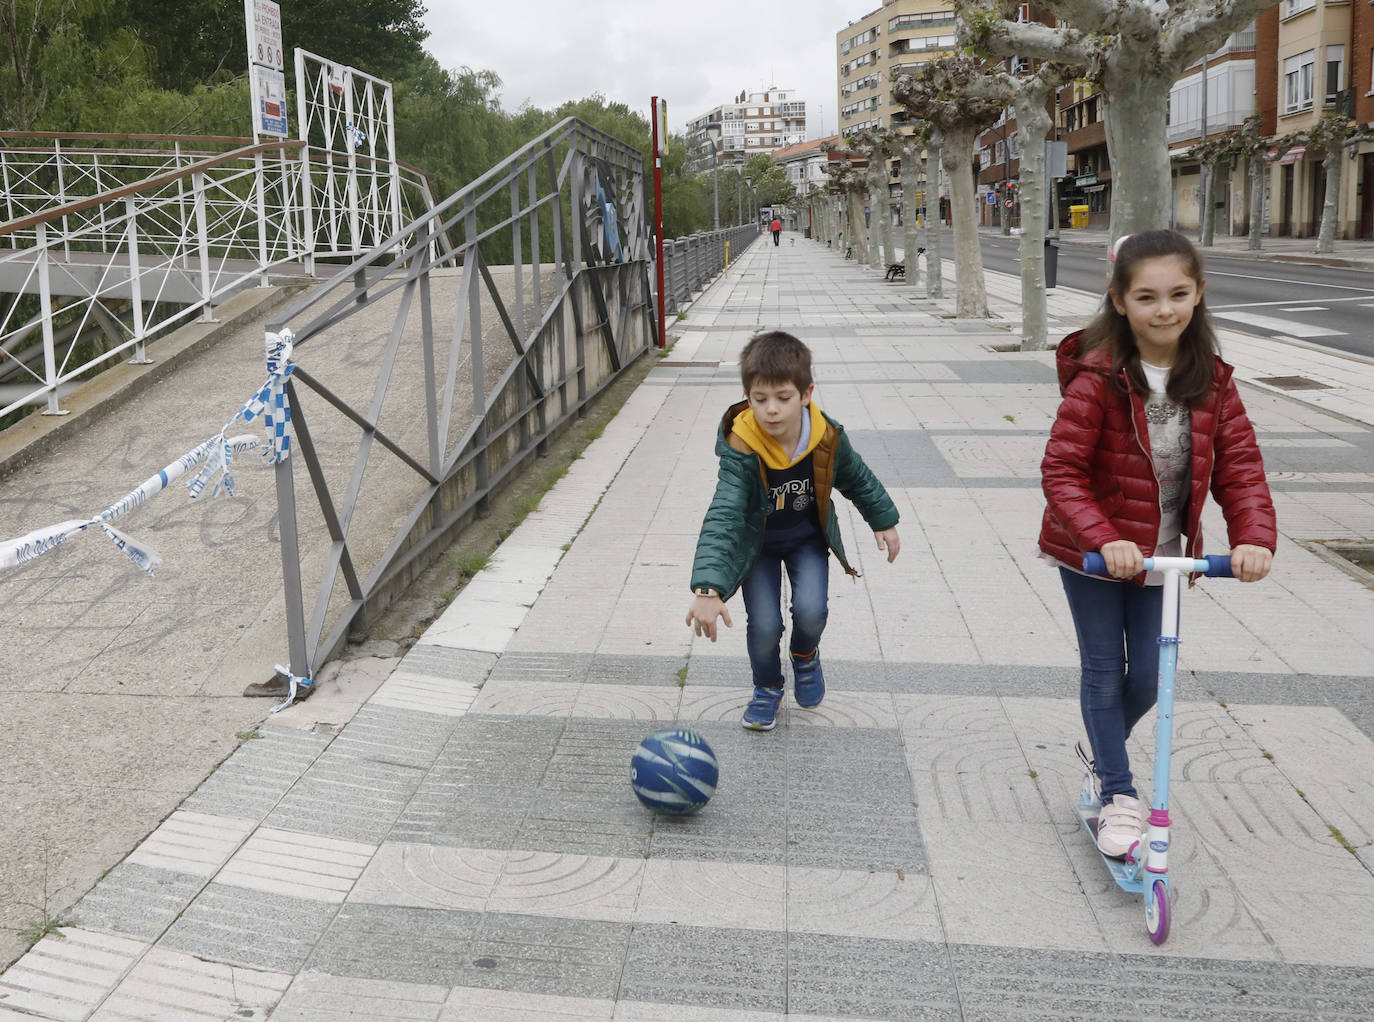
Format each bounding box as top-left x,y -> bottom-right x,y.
399,645 -> 498,684
309,903 -> 483,986
488,651 -> 593,685
178,726 -> 330,821
787,933 -> 959,1019
942,359 -> 1058,384
161,883 -> 337,972
588,653 -> 688,687
620,922 -> 786,1012
845,429 -> 961,488
460,912 -> 627,998
264,752 -> 426,844
69,861 -> 203,940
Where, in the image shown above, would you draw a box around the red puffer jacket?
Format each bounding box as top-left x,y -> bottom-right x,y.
1038,330 -> 1276,582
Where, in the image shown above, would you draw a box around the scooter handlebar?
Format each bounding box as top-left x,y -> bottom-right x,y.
1081,552 -> 1233,578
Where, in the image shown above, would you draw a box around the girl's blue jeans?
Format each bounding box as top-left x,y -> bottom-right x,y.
741,530 -> 830,688
1059,567 -> 1171,804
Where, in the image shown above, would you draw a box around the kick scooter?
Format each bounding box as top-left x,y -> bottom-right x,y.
1078,552 -> 1234,945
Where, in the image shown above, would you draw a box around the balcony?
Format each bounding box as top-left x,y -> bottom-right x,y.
1061,121 -> 1106,153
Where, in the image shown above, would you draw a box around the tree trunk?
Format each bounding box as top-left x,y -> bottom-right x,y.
926,135 -> 944,299
942,124 -> 988,318
1200,162 -> 1216,246
900,147 -> 921,288
1247,152 -> 1264,251
848,189 -> 870,263
867,165 -> 884,270
879,168 -> 895,268
1316,147 -> 1341,253
1101,69 -> 1172,244
1014,94 -> 1051,351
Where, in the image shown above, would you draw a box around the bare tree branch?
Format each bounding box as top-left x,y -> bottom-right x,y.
1159,0 -> 1283,72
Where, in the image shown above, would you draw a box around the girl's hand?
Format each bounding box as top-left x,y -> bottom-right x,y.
1099,540 -> 1144,579
685,594 -> 733,641
1229,544 -> 1273,583
875,527 -> 900,563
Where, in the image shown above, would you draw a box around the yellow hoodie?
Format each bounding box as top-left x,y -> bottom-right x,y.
730,399 -> 827,470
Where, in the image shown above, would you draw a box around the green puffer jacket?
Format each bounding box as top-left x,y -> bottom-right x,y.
691,400 -> 900,599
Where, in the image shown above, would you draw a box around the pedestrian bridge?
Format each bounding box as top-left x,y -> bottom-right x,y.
0,116 -> 756,694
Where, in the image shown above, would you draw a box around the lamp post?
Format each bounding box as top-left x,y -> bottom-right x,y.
745,175 -> 752,228
703,122 -> 721,230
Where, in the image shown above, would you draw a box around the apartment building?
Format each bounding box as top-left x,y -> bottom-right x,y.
836,1 -> 960,225
686,88 -> 808,172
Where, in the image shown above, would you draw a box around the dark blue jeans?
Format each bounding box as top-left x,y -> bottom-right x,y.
741,530 -> 830,688
1059,568 -> 1171,803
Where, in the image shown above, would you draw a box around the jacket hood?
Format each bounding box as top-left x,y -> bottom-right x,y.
1055,330 -> 1112,395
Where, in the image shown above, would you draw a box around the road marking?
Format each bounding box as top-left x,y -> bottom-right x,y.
1206,268 -> 1374,292
1212,310 -> 1346,337
1210,294 -> 1374,309
1280,306 -> 1328,312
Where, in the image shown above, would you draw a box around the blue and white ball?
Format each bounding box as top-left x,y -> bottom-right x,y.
630,729 -> 719,815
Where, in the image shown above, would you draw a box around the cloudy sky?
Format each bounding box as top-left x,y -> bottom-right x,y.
422,0 -> 875,139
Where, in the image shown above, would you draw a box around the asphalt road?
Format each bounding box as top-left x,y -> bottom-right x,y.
974,231 -> 1374,359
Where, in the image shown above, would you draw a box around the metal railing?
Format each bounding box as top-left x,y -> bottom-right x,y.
0,140 -> 309,418
660,225 -> 759,314
0,134 -> 443,418
265,116 -> 657,679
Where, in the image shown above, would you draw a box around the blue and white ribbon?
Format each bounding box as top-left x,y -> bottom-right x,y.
0,326 -> 298,575
269,664 -> 313,713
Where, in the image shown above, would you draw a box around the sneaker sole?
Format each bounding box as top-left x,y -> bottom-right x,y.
742,719 -> 777,731
795,699 -> 823,709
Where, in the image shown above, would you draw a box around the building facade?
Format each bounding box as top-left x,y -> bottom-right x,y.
836,0 -> 960,136
686,88 -> 807,172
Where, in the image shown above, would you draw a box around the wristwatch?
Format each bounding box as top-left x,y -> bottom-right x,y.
693,587 -> 720,598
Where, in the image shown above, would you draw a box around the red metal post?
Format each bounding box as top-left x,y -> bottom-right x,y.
651,96 -> 667,349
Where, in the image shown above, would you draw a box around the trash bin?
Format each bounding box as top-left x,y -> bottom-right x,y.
1069,204 -> 1090,229
804,227 -> 811,239
1044,239 -> 1059,289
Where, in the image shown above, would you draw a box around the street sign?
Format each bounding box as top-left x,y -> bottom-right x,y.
253,65 -> 288,136
986,192 -> 996,206
247,0 -> 284,70
1004,198 -> 1015,209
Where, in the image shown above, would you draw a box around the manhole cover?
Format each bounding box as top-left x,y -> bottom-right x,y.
657,360 -> 720,367
1255,375 -> 1333,391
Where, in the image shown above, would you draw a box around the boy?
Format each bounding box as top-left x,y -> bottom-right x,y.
685,331 -> 901,731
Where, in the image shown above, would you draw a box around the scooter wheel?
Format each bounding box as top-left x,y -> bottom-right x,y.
1145,878 -> 1170,944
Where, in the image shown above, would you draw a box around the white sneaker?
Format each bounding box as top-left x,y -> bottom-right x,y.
1096,795 -> 1144,859
1075,739 -> 1102,804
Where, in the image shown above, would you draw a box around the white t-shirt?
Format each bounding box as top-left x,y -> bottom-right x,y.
1140,361 -> 1191,580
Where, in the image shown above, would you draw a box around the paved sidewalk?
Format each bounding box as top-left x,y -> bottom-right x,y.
2,235 -> 1373,1020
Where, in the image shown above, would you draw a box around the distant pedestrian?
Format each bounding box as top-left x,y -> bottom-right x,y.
770,216 -> 782,246
686,331 -> 901,731
1038,229 -> 1276,859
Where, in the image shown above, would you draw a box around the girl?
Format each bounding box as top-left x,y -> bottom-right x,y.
1038,229 -> 1276,859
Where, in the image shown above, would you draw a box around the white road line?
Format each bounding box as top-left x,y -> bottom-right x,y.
1280,306 -> 1328,312
1210,294 -> 1374,310
1212,310 -> 1346,337
1206,268 -> 1374,292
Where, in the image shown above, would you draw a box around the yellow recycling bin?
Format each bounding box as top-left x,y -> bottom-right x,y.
1069,204 -> 1090,229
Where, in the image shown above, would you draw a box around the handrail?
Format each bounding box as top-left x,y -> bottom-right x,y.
0,140 -> 305,238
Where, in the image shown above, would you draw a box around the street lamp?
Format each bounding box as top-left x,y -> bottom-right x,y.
745,175 -> 753,227
703,122 -> 721,231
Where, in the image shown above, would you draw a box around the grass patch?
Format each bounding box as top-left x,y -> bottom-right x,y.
1329,825 -> 1358,856
235,729 -> 262,741
457,553 -> 490,578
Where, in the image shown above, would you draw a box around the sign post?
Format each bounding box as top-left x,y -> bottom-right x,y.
651,96 -> 667,349
245,0 -> 287,138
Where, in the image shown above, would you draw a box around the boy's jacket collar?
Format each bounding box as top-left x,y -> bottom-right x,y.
730,400 -> 826,470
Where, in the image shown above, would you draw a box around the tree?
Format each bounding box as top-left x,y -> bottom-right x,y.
948,23 -> 1079,347
960,0 -> 1282,244
896,126 -> 929,289
1305,112 -> 1374,254
894,56 -> 1007,318
822,149 -> 869,263
847,127 -> 901,271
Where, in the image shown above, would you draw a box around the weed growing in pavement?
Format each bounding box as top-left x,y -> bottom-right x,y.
18,842 -> 75,949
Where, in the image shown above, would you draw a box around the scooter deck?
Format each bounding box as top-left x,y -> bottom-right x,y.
1077,800 -> 1146,893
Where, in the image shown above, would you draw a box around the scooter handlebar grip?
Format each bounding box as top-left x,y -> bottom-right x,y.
1204,554 -> 1234,578
1082,552 -> 1108,576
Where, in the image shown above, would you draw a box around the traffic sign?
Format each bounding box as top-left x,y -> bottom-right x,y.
1004,198 -> 1015,209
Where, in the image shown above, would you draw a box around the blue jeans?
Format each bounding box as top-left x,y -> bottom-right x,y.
741,530 -> 830,688
1059,568 -> 1172,803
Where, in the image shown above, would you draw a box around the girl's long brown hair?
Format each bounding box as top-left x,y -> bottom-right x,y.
1078,229 -> 1219,407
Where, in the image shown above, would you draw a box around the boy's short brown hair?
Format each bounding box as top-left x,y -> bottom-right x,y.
739,331 -> 813,393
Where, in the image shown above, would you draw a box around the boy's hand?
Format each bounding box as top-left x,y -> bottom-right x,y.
685,593 -> 733,641
1229,544 -> 1272,583
875,527 -> 900,563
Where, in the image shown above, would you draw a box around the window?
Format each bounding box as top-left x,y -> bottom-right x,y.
1326,44 -> 1344,105
1283,0 -> 1314,15
1284,50 -> 1315,113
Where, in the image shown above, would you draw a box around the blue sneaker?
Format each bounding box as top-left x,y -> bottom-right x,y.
791,648 -> 825,708
742,686 -> 783,731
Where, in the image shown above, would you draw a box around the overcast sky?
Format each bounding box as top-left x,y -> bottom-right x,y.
422,0 -> 876,139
